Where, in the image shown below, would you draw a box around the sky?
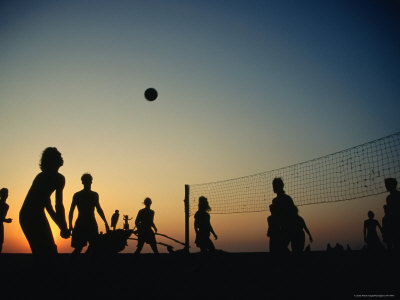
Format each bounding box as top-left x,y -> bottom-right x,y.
1,0 -> 399,253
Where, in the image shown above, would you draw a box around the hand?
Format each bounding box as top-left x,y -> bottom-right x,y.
309,236 -> 313,243
5,218 -> 12,223
214,234 -> 218,240
60,228 -> 71,239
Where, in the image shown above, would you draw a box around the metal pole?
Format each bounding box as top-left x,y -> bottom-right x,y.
184,184 -> 190,253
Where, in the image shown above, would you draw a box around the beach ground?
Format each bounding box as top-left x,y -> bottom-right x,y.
0,251 -> 398,299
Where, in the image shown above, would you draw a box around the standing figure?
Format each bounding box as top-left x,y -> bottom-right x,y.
123,215 -> 132,231
134,198 -> 158,254
111,210 -> 120,231
382,205 -> 394,250
0,188 -> 12,253
384,178 -> 400,250
271,178 -> 297,252
69,173 -> 109,254
194,196 -> 218,253
289,206 -> 313,253
363,210 -> 384,252
267,204 -> 282,253
19,147 -> 70,254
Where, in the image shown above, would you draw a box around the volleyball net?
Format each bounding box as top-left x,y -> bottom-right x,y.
185,132 -> 400,217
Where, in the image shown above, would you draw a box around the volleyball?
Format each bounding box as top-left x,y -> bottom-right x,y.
144,88 -> 158,101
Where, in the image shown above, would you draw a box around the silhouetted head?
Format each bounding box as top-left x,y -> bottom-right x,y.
272,178 -> 284,194
385,178 -> 398,192
144,197 -> 152,207
40,147 -> 63,172
0,188 -> 8,201
368,210 -> 374,219
198,196 -> 211,212
115,210 -> 119,213
81,173 -> 93,187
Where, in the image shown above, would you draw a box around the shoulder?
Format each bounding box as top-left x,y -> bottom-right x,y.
73,190 -> 83,198
285,194 -> 294,202
55,173 -> 65,188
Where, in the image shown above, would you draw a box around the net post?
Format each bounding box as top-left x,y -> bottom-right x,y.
184,184 -> 190,253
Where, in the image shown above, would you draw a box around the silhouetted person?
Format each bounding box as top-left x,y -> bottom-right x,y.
271,178 -> 297,252
382,205 -> 394,250
0,188 -> 12,253
123,215 -> 132,231
363,210 -> 384,252
194,196 -> 217,253
111,210 -> 120,231
134,198 -> 158,254
19,147 -> 70,254
384,178 -> 400,250
69,173 -> 109,254
267,204 -> 283,253
334,243 -> 344,252
289,207 -> 313,253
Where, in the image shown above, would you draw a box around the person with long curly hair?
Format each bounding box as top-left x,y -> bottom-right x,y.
19,147 -> 70,254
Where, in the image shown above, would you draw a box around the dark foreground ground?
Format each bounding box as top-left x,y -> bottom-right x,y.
0,251 -> 398,300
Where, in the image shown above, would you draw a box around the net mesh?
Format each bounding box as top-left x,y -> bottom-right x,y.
187,132 -> 400,216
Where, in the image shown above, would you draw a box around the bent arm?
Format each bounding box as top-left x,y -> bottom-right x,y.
95,197 -> 109,231
210,224 -> 217,239
45,198 -> 59,227
304,225 -> 313,242
55,176 -> 68,231
68,197 -> 76,231
363,222 -> 367,241
377,221 -> 383,234
151,212 -> 157,232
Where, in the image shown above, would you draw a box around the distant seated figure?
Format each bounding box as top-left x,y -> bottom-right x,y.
111,210 -> 120,231
134,198 -> 158,254
68,173 -> 110,254
334,243 -> 344,252
384,178 -> 400,250
194,196 -> 218,254
363,210 -> 384,252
